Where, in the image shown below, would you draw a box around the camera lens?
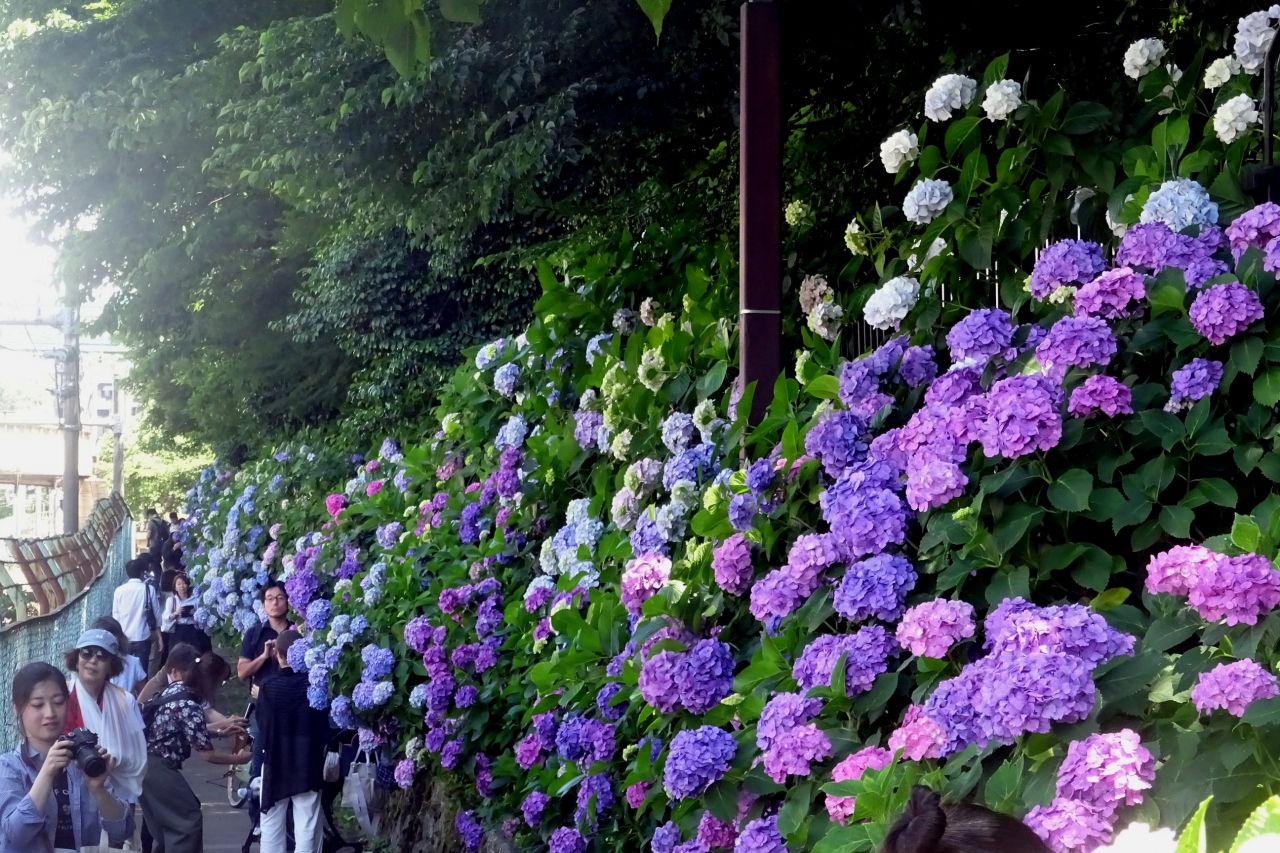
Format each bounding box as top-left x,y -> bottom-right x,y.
77,745 -> 107,778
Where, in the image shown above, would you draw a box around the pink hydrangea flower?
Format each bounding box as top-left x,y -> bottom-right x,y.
1188,553 -> 1280,626
621,554 -> 672,614
896,599 -> 975,658
366,480 -> 384,497
325,493 -> 347,519
1055,730 -> 1154,816
887,705 -> 947,760
1025,798 -> 1112,852
762,722 -> 832,783
1144,545 -> 1221,597
824,746 -> 892,824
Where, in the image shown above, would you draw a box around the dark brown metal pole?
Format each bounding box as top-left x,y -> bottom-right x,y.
739,0 -> 781,424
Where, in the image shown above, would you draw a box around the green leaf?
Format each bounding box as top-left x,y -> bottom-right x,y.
1230,795 -> 1280,853
1149,283 -> 1188,316
1143,613 -> 1199,653
983,755 -> 1023,811
1090,587 -> 1131,611
1255,367 -> 1280,407
1174,797 -> 1212,853
635,0 -> 673,38
1061,101 -> 1112,134
1141,410 -> 1186,450
438,0 -> 482,23
993,504 -> 1044,554
982,54 -> 1009,84
1241,696 -> 1280,728
1047,469 -> 1093,512
958,224 -> 994,270
1232,515 -> 1262,552
1195,478 -> 1239,509
1160,504 -> 1195,538
804,375 -> 841,400
698,361 -> 729,397
1261,452 -> 1280,483
811,823 -> 876,853
777,780 -> 812,838
945,117 -> 982,158
781,420 -> 802,460
1098,650 -> 1166,703
1232,337 -> 1265,376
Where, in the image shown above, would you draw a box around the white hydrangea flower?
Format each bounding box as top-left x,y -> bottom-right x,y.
982,79 -> 1021,121
1204,56 -> 1242,89
863,276 -> 920,330
1158,64 -> 1182,113
798,274 -> 832,315
784,199 -> 812,228
1093,822 -> 1176,853
844,219 -> 868,256
1140,177 -> 1219,230
806,301 -> 843,341
903,178 -> 954,225
923,74 -> 977,121
907,237 -> 946,272
1213,93 -> 1259,144
637,348 -> 667,392
1123,38 -> 1166,79
609,428 -> 633,461
565,498 -> 591,526
879,129 -> 919,172
1235,7 -> 1280,74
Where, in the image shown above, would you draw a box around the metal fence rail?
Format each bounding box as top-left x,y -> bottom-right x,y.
0,493 -> 132,749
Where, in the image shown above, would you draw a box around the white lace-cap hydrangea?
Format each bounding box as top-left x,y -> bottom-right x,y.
903,178 -> 954,225
1093,822 -> 1176,853
1140,177 -> 1219,231
806,301 -> 843,341
1204,55 -> 1242,88
1214,93 -> 1259,143
879,129 -> 919,172
863,276 -> 921,330
982,79 -> 1022,121
1235,6 -> 1280,73
1123,38 -> 1167,78
923,74 -> 977,122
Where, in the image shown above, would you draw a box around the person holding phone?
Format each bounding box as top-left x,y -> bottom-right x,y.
0,662 -> 130,853
236,580 -> 291,781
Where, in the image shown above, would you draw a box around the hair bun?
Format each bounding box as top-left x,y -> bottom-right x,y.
886,786 -> 947,853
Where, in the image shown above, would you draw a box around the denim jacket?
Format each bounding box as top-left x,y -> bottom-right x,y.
0,745 -> 131,853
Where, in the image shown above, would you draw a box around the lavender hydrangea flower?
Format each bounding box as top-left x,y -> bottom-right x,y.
305,599 -> 331,631
1116,222 -> 1228,288
792,627 -> 897,695
763,722 -> 832,783
631,510 -> 669,556
749,567 -> 817,622
734,817 -> 786,853
905,457 -> 968,511
1188,552 -> 1280,626
1225,201 -> 1280,258
639,650 -> 686,713
1192,659 -> 1280,716
977,374 -> 1063,459
622,554 -> 672,614
1055,730 -> 1154,815
679,639 -> 735,713
574,410 -> 604,451
522,790 -> 549,827
1145,544 -> 1219,596
456,811 -> 483,851
1165,358 -> 1223,412
1068,376 -> 1133,419
1073,267 -> 1147,319
946,308 -> 1015,363
896,345 -> 937,387
896,599 -> 975,658
925,366 -> 984,406
697,811 -> 738,850
1030,240 -> 1106,300
663,444 -> 718,491
575,774 -> 615,830
494,362 -> 520,397
653,822 -> 682,853
1025,799 -> 1112,852
819,470 -> 908,558
727,493 -> 759,532
1035,316 -> 1117,380
663,726 -> 738,800
1189,282 -> 1265,344
597,682 -> 629,721
985,598 -> 1134,666
662,412 -> 697,454
833,554 -> 916,623
549,827 -> 587,853
804,410 -> 868,477
757,693 -> 823,750
712,534 -> 754,595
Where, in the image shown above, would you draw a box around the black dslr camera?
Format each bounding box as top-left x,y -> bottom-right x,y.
60,727 -> 106,778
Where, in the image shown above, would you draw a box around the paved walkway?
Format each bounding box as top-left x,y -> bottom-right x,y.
182,750 -> 253,853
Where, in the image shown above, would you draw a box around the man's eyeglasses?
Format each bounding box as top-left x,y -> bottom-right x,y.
78,647 -> 112,661
264,595 -> 288,604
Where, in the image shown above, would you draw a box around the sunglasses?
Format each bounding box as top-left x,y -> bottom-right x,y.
78,647 -> 112,661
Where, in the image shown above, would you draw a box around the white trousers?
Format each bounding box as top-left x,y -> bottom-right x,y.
260,789 -> 321,853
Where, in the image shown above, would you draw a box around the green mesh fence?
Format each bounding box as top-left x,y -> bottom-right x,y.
0,496 -> 132,750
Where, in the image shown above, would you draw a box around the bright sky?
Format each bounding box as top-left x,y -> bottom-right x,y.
0,204 -> 56,320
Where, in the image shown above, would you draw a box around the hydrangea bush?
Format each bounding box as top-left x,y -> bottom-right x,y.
181,11 -> 1280,853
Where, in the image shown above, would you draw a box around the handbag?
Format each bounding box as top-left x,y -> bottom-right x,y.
341,749 -> 384,837
323,747 -> 342,784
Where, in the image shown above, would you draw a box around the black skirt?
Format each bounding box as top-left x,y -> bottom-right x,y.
172,623 -> 212,654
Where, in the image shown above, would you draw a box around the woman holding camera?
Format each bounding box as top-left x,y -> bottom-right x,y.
0,662 -> 129,852
62,628 -> 148,847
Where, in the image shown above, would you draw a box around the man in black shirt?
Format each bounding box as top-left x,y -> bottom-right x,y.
257,630 -> 329,853
236,580 -> 290,780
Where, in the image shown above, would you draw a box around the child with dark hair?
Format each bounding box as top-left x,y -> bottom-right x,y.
881,786 -> 1052,853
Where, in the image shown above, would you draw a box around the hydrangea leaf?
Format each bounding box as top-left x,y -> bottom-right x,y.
1229,795 -> 1280,853
1174,796 -> 1212,853
1047,468 -> 1093,512
1240,696 -> 1280,728
1253,367 -> 1280,407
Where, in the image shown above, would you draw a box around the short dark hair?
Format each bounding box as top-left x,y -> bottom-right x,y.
276,629 -> 302,662
259,579 -> 287,603
125,559 -> 145,580
169,512 -> 178,521
145,508 -> 157,517
63,646 -> 125,679
13,662 -> 68,711
881,787 -> 1052,853
166,643 -> 200,680
190,653 -> 231,705
91,616 -> 130,653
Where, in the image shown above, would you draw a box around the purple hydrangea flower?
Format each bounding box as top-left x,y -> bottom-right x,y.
515,732 -> 543,769
549,827 -> 587,853
804,410 -> 868,478
523,790 -> 549,827
745,457 -> 776,496
819,469 -> 908,558
1116,222 -> 1228,288
1055,730 -> 1155,816
697,811 -> 738,850
1068,375 -> 1133,419
653,822 -> 682,853
1192,659 -> 1280,716
977,374 -> 1063,459
896,599 -> 975,658
622,554 -> 672,615
679,639 -> 735,714
639,650 -> 686,713
662,412 -> 698,454
1189,282 -> 1265,344
575,774 -> 615,830
456,810 -> 483,851
1030,239 -> 1106,300
757,693 -> 823,751
904,457 -> 968,511
455,685 -> 478,708
574,410 -> 604,451
734,817 -> 786,853
663,726 -> 738,800
925,366 -> 984,406
749,567 -> 817,622
1145,544 -> 1219,596
898,346 -> 938,387
663,444 -> 718,491
1034,316 -> 1117,380
792,627 -> 897,695
727,493 -> 759,532
985,598 -> 1134,666
1225,201 -> 1280,258
597,682 -> 629,720
971,651 -> 1096,744
712,534 -> 754,595
832,554 -> 916,623
946,308 -> 1015,363
631,510 -> 670,556
1188,553 -> 1280,626
1025,799 -> 1112,852
361,644 -> 395,681
763,722 -> 832,783
1166,358 -> 1223,412
1073,267 -> 1147,319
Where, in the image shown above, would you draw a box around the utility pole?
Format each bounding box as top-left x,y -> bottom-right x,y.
60,282 -> 80,534
111,374 -> 123,498
739,0 -> 782,424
